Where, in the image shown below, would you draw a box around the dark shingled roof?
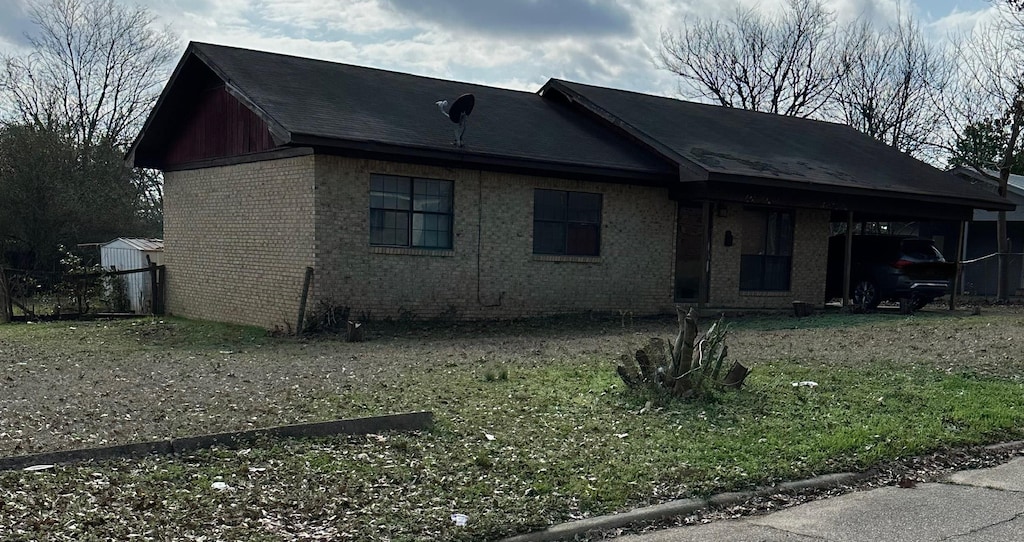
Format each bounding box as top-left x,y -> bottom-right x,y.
131,42 -> 676,180
542,79 -> 1012,211
132,42 -> 1013,213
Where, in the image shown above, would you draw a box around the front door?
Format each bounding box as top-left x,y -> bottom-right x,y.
675,202 -> 710,302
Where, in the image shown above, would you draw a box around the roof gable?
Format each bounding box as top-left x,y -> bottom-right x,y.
131,43 -> 675,180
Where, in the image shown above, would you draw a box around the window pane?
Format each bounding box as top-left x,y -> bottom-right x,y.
739,254 -> 764,290
765,212 -> 779,255
533,221 -> 566,254
742,209 -> 767,253
534,189 -> 566,221
777,212 -> 794,256
370,209 -> 408,246
567,192 -> 601,224
438,181 -> 452,213
370,210 -> 385,245
412,213 -> 451,249
739,208 -> 793,290
413,179 -> 453,213
763,255 -> 792,290
370,175 -> 410,210
567,224 -> 600,256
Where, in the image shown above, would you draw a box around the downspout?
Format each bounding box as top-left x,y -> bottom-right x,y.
477,171 -> 503,307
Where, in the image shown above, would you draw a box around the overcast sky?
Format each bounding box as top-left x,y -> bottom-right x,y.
0,0 -> 1003,98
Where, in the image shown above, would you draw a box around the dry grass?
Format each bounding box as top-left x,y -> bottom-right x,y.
2,305 -> 1024,540
2,306 -> 1023,456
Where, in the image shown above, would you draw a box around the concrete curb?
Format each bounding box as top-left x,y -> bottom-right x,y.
497,471 -> 864,542
499,442 -> 1024,542
0,411 -> 433,471
982,440 -> 1024,453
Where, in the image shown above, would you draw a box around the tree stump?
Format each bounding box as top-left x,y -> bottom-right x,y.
722,362 -> 750,389
346,321 -> 364,342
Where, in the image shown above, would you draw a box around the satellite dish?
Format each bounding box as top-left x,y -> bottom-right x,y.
435,93 -> 475,147
447,94 -> 474,124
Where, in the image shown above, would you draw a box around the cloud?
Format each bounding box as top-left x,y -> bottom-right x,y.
255,0 -> 413,36
0,0 -> 34,47
3,0 -> 988,103
927,5 -> 1001,36
381,0 -> 634,38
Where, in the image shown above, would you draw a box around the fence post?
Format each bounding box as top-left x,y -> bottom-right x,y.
149,262 -> 159,315
0,268 -> 10,323
154,265 -> 165,315
296,267 -> 314,335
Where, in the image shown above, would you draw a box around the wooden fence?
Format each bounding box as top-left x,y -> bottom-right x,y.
0,263 -> 165,322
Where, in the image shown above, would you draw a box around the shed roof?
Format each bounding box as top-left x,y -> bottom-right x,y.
101,238 -> 164,252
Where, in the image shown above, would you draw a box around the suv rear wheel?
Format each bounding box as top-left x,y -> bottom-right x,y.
853,280 -> 881,309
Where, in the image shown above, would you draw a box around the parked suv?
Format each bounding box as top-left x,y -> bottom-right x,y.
825,235 -> 956,310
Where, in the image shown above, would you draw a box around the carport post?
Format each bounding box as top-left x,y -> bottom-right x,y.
950,220 -> 966,311
0,267 -> 9,323
843,212 -> 853,307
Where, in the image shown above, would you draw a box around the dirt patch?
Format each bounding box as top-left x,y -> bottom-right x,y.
2,307 -> 1022,456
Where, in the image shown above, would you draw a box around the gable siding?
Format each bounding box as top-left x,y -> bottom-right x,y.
163,85 -> 277,166
163,155 -> 315,328
313,156 -> 677,320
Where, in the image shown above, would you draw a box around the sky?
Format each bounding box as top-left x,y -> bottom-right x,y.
0,0 -> 1005,99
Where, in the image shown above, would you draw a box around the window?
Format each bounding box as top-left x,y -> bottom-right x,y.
533,189 -> 602,256
739,209 -> 794,291
369,174 -> 453,249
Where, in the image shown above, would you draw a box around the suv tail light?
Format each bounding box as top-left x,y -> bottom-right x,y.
891,259 -> 913,269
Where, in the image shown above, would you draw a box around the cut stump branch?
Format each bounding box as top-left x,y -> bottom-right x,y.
346,321 -> 364,342
722,362 -> 750,389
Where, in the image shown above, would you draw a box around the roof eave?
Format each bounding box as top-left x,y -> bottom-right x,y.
703,171 -> 1016,212
288,133 -> 675,184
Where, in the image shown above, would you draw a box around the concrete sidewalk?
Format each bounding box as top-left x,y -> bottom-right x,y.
615,457 -> 1024,541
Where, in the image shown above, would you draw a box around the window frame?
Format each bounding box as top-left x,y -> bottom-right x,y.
532,188 -> 603,257
369,174 -> 454,250
739,208 -> 795,292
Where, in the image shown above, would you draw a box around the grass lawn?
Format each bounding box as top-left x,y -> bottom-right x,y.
2,308 -> 1024,540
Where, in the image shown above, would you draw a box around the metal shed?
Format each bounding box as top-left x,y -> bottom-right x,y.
99,238 -> 164,313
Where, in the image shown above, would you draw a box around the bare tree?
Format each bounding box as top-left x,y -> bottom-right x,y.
658,0 -> 844,117
1,0 -> 176,148
833,12 -> 953,157
946,6 -> 1024,301
0,0 -> 173,269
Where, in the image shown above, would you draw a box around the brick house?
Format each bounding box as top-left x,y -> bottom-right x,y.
129,43 -> 1012,328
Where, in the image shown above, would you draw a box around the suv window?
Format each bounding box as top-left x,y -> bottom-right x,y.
900,240 -> 943,261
